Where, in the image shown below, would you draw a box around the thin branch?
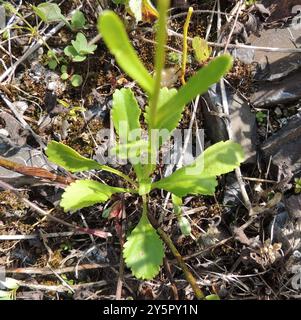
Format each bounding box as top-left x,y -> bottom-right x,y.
224,0 -> 243,53
167,28 -> 301,53
163,258 -> 179,300
170,9 -> 234,20
156,226 -> 205,300
16,279 -> 108,293
6,263 -> 110,275
0,156 -> 74,185
115,199 -> 126,300
0,231 -> 86,241
145,196 -> 205,300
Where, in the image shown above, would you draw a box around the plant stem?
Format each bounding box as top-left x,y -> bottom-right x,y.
149,0 -> 169,127
143,196 -> 205,300
181,7 -> 193,85
142,194 -> 148,218
144,0 -> 169,179
156,227 -> 205,300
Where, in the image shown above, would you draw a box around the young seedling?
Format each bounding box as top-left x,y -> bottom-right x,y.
57,99 -> 86,118
45,1 -> 244,291
0,278 -> 19,300
32,2 -> 70,28
167,51 -> 182,65
31,3 -> 88,85
64,32 -> 97,62
192,36 -> 212,64
172,194 -> 191,236
4,2 -> 55,50
295,178 -> 301,194
256,111 -> 267,124
33,3 -> 86,31
60,65 -> 83,87
71,10 -> 86,31
44,49 -> 63,70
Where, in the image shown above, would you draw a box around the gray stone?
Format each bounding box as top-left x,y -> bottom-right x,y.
202,89 -> 257,163
285,194 -> 301,219
0,135 -> 57,185
27,62 -> 65,94
261,113 -> 301,178
248,27 -> 301,107
0,110 -> 27,145
274,106 -> 282,117
0,129 -> 9,137
229,94 -> 257,163
261,0 -> 301,23
232,47 -> 255,65
251,71 -> 301,107
0,139 -> 55,176
11,101 -> 28,115
249,28 -> 301,75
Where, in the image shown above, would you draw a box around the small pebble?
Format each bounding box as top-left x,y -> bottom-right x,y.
47,81 -> 58,91
11,101 -> 28,115
274,106 -> 282,117
0,129 -> 9,136
37,47 -> 44,56
233,48 -> 255,64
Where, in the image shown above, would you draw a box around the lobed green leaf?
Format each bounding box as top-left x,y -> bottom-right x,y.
71,10 -> 86,30
64,45 -> 86,62
46,141 -> 102,172
123,214 -> 164,279
61,180 -> 127,212
70,74 -> 83,87
152,140 -> 244,197
32,3 -> 70,27
71,33 -> 87,53
192,36 -> 212,64
112,88 -> 145,181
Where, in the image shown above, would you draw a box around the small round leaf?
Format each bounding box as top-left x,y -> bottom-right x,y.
61,72 -> 69,80
70,74 -> 83,87
178,217 -> 191,236
48,59 -> 57,70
